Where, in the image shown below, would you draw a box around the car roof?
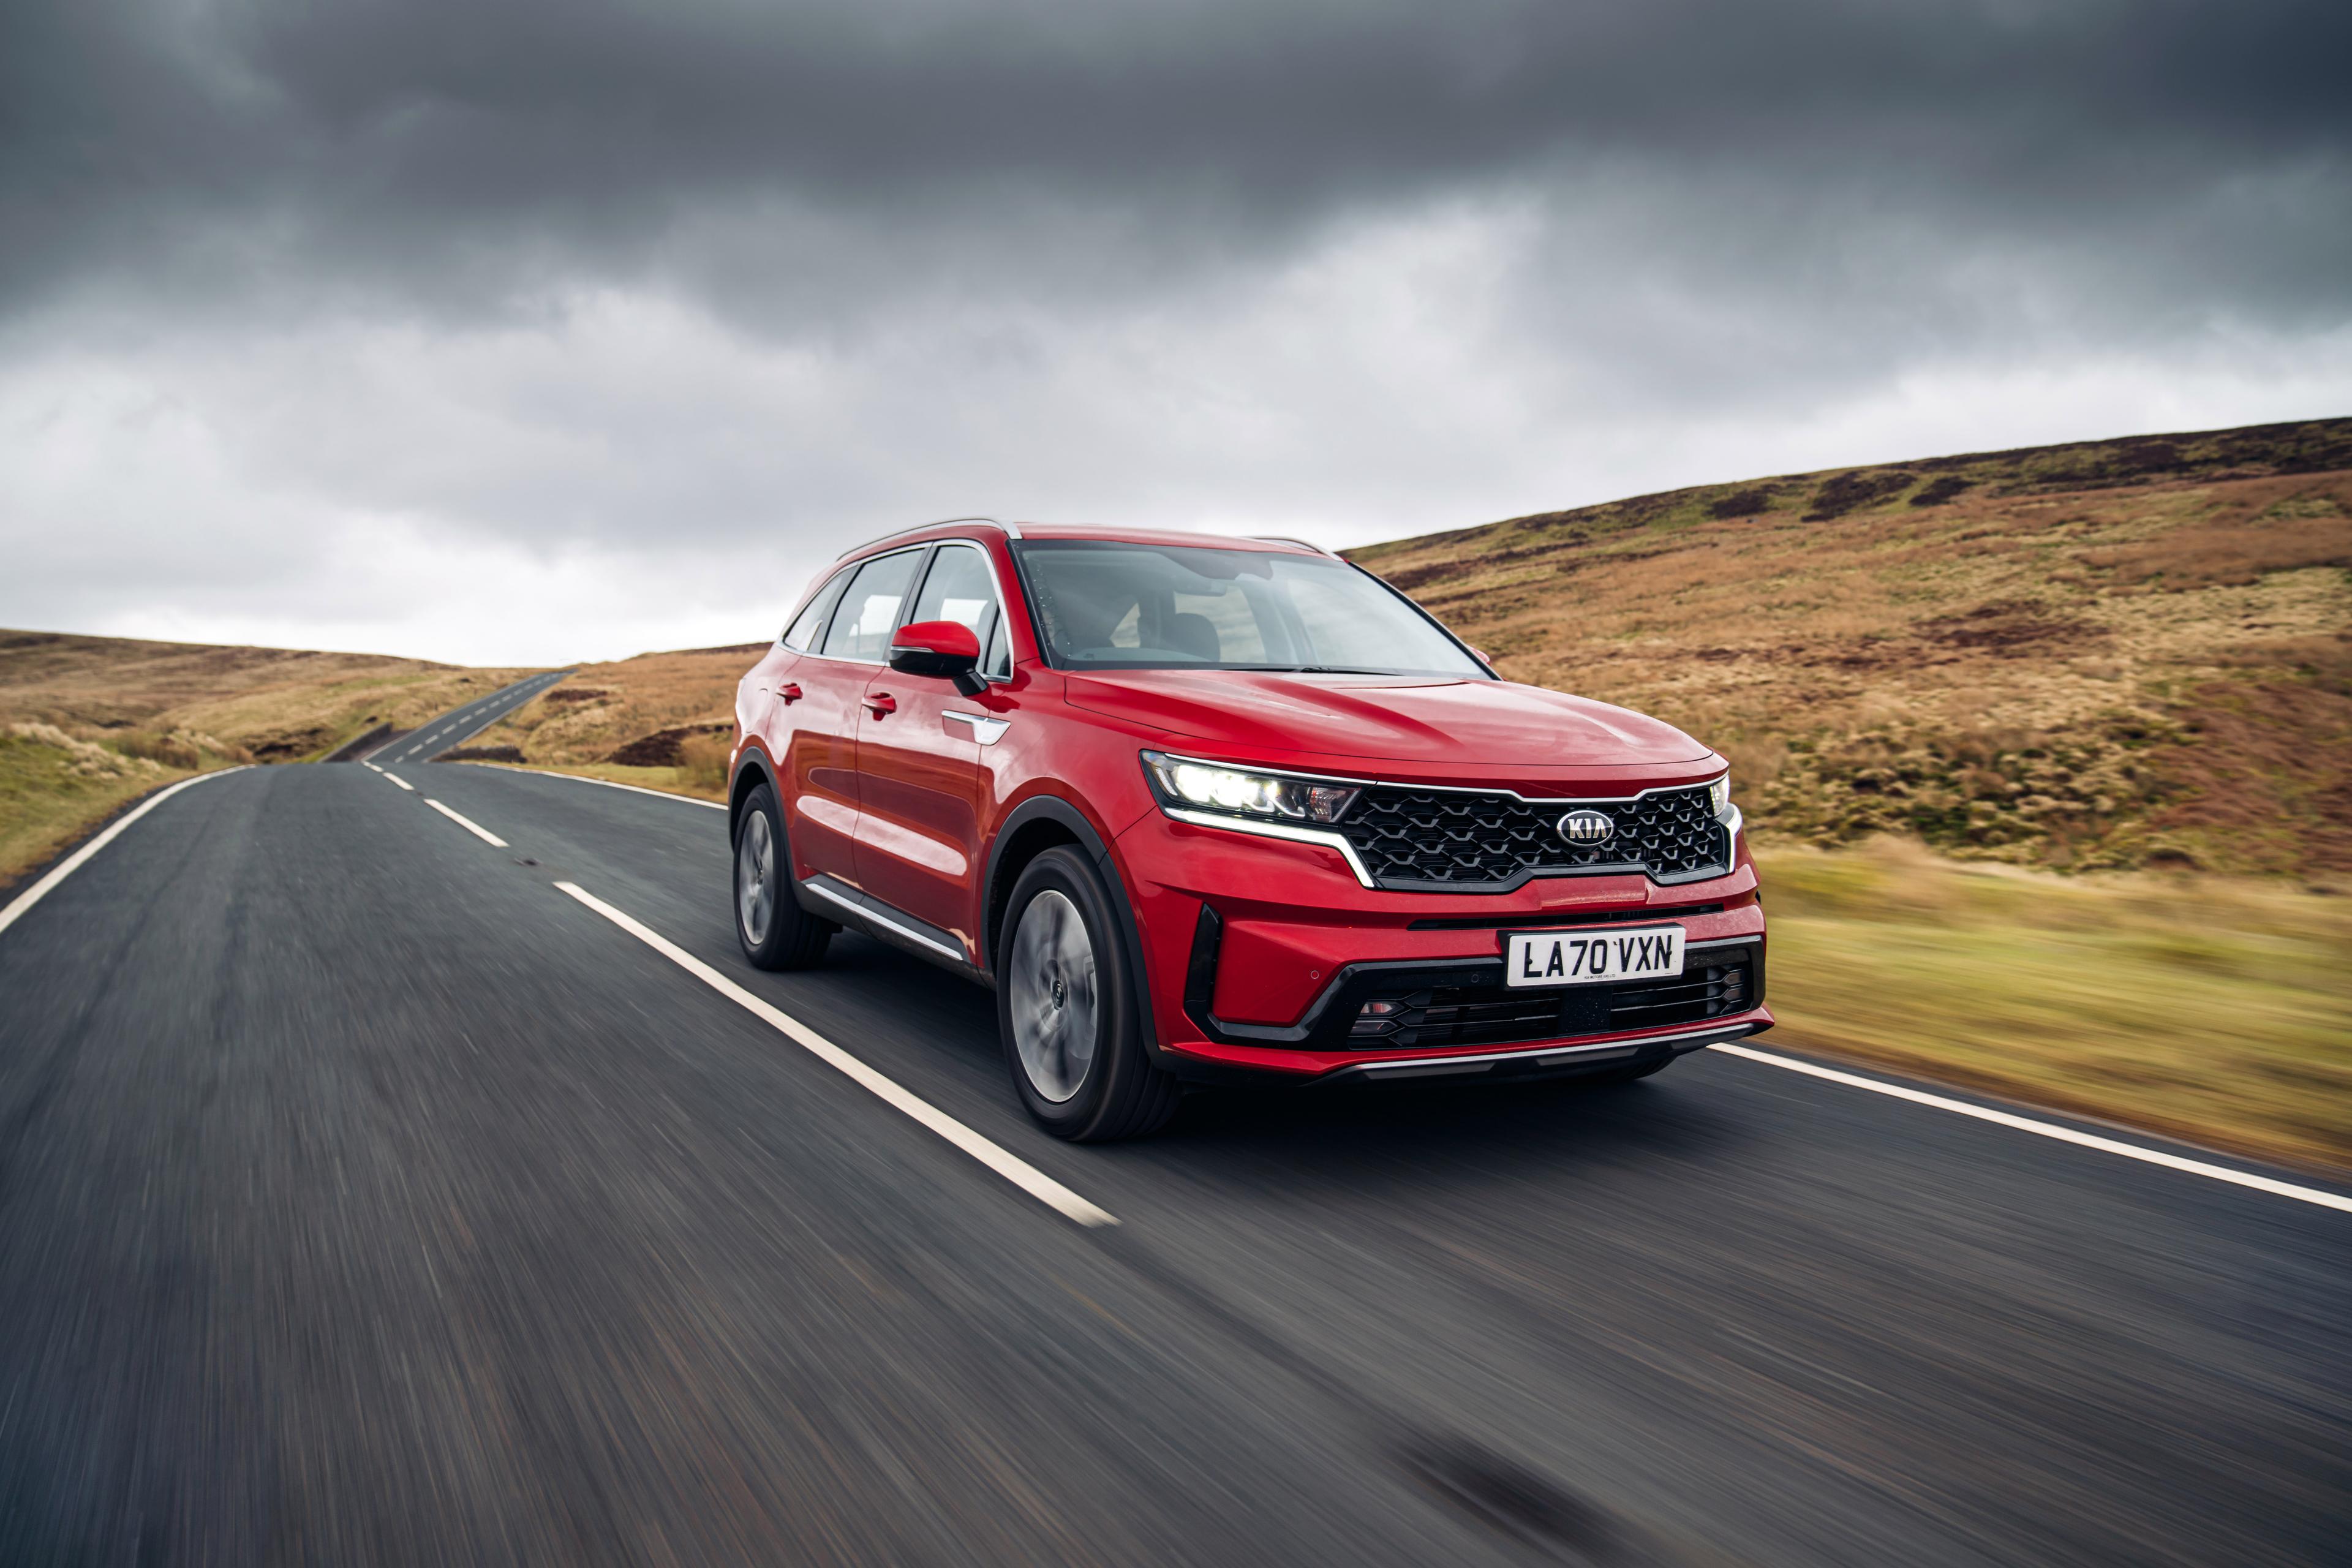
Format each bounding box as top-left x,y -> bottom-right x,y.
836,519 -> 1331,562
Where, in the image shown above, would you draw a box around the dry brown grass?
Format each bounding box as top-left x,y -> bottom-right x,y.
0,628 -> 541,888
1759,841 -> 2352,1172
1349,418 -> 2352,875
460,643 -> 758,786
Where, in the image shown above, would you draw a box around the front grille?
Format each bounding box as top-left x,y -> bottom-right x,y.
1346,949 -> 1755,1051
1339,784 -> 1730,891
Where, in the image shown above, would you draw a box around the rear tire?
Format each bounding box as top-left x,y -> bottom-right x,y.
733,785 -> 832,971
998,846 -> 1179,1142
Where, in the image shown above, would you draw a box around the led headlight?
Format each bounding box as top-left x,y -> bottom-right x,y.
1708,772 -> 1732,820
1142,750 -> 1360,823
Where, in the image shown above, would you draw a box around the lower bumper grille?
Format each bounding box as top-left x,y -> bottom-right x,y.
1346,949 -> 1755,1051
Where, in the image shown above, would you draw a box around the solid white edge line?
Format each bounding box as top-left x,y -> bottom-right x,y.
424,799 -> 510,848
466,764 -> 727,810
383,772 -> 414,791
0,767 -> 250,941
1709,1042 -> 2352,1215
552,881 -> 1117,1228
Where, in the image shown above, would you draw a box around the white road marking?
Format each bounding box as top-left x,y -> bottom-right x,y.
469,766 -> 727,810
0,769 -> 249,941
425,799 -> 509,847
554,881 -> 1117,1228
1710,1042 -> 2352,1215
383,772 -> 413,791
364,763 -> 382,772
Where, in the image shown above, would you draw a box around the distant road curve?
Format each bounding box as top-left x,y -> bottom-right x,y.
364,668 -> 571,765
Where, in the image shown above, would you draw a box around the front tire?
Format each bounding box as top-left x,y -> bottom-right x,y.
998,847 -> 1178,1141
733,784 -> 832,970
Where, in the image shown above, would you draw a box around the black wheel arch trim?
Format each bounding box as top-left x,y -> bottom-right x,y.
982,795 -> 1165,1062
728,747 -> 783,841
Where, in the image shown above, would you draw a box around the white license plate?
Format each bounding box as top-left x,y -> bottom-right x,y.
1505,925 -> 1686,988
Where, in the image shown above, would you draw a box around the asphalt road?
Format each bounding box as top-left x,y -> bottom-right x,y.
365,669 -> 573,764
2,743 -> 2348,1564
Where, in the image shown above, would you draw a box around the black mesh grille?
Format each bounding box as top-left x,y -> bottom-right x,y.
1346,949 -> 1754,1050
1338,784 -> 1729,890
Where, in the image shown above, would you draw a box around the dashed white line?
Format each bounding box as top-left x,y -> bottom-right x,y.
364,763 -> 382,772
1710,1042 -> 2352,1215
425,799 -> 509,847
0,769 -> 250,941
383,772 -> 414,791
481,767 -> 726,810
554,881 -> 1117,1228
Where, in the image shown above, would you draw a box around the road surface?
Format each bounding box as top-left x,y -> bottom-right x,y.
364,669 -> 573,764
2,728 -> 2346,1564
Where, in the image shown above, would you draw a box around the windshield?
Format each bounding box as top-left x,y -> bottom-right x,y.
1013,540 -> 1490,678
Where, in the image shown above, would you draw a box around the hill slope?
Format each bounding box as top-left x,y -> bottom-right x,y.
0,630 -> 537,887
1348,418 -> 2352,876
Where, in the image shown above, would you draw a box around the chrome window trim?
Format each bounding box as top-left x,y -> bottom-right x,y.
834,516 -> 1016,560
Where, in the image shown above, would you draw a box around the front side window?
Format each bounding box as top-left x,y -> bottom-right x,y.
819,549 -> 924,662
782,567 -> 853,652
908,542 -> 1012,680
1014,541 -> 1488,678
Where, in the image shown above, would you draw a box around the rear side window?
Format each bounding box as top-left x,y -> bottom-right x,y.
782,567 -> 853,652
820,549 -> 924,662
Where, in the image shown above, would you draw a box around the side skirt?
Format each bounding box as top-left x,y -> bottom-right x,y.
796,873 -> 993,989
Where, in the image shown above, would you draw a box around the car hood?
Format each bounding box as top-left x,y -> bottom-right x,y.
1061,669 -> 1712,767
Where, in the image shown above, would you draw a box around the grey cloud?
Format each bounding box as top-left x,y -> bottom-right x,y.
3,0 -> 2348,663
6,0 -> 2348,331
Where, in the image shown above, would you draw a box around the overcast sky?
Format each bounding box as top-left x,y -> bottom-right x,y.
4,0 -> 2347,665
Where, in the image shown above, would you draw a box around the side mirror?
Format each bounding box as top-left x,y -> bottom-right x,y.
889,619 -> 988,697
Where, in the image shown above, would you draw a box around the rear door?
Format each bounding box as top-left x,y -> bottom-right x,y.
781,547 -> 925,883
852,541 -> 1007,952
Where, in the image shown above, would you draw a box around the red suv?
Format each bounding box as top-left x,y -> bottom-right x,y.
729,521 -> 1770,1140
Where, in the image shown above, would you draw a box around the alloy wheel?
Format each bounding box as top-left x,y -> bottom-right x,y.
736,810 -> 775,946
1008,889 -> 1098,1102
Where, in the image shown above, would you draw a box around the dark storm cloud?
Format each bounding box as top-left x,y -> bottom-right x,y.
6,0 -> 2348,330
4,0 -> 2348,663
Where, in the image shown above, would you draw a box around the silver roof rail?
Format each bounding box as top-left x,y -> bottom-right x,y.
834,516 -> 1015,560
1246,535 -> 1336,556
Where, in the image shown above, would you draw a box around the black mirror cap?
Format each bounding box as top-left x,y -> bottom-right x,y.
888,644 -> 988,697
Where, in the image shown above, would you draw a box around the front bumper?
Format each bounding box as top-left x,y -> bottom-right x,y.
1113,806 -> 1771,1084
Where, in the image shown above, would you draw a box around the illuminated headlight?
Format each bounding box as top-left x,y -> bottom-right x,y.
1708,772 -> 1733,820
1142,751 -> 1360,823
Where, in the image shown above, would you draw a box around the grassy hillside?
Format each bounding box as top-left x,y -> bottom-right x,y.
1348,418 -> 2352,878
450,644 -> 761,801
0,629 -> 538,888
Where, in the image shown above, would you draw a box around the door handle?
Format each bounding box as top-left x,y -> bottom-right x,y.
865,692 -> 897,718
778,683 -> 802,705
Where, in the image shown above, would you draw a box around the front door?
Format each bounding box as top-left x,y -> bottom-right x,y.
851,541 -> 1006,955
